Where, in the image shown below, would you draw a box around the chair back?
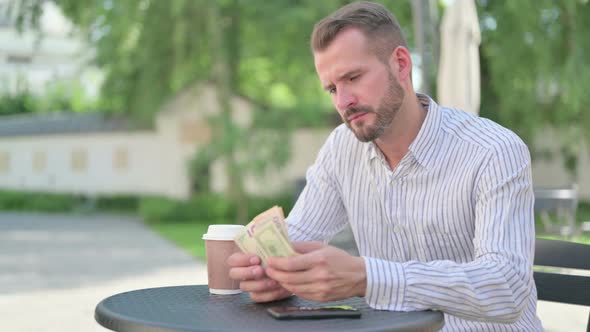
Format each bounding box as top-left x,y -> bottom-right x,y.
534,238 -> 590,331
534,186 -> 578,236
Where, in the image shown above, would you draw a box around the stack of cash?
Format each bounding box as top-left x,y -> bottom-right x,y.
234,206 -> 296,264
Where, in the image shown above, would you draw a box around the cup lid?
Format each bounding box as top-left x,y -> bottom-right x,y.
202,224 -> 245,240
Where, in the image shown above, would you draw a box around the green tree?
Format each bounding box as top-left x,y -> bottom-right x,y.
477,0 -> 590,180
17,0 -> 413,222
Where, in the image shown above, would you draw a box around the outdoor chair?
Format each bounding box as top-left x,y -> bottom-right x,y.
534,238 -> 590,331
534,186 -> 578,236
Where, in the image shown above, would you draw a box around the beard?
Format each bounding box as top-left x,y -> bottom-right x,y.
343,72 -> 404,142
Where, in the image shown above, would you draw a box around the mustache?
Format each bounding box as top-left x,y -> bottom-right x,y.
344,106 -> 373,119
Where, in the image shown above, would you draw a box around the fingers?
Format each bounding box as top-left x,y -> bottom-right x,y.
229,264 -> 265,281
281,283 -> 324,299
249,287 -> 292,303
238,277 -> 291,303
267,250 -> 321,272
227,252 -> 261,267
267,256 -> 308,272
266,266 -> 317,286
227,252 -> 264,282
240,278 -> 279,293
266,242 -> 326,272
292,241 -> 326,254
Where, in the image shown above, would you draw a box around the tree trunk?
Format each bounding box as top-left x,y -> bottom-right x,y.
208,1 -> 248,224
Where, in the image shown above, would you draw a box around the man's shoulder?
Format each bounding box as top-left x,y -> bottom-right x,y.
440,106 -> 528,154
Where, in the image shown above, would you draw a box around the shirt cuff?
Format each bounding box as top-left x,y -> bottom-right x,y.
362,256 -> 407,310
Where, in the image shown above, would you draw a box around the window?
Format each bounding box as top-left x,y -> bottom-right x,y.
180,120 -> 211,144
0,151 -> 10,173
33,150 -> 46,173
113,147 -> 128,171
71,148 -> 87,172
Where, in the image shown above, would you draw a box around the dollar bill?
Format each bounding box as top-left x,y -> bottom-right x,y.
234,205 -> 294,264
234,230 -> 265,261
254,219 -> 296,259
238,222 -> 272,262
252,205 -> 289,240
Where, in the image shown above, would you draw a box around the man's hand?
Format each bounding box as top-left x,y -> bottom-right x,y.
265,242 -> 366,302
227,252 -> 291,303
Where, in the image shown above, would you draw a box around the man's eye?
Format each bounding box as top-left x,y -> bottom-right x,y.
350,75 -> 359,81
328,88 -> 337,95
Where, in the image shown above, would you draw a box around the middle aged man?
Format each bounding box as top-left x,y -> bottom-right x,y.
228,2 -> 543,331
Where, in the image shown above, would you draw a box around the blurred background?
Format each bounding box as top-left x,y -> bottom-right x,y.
0,1 -> 589,331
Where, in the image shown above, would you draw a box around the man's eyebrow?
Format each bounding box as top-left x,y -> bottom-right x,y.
322,69 -> 363,92
337,69 -> 362,81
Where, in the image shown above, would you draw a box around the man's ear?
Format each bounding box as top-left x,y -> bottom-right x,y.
388,46 -> 412,82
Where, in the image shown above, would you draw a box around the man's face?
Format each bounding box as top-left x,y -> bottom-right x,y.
314,28 -> 405,142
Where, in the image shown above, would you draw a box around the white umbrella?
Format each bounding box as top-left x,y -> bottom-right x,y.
437,0 -> 481,115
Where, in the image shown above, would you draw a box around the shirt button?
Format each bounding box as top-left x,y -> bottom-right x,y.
393,225 -> 404,233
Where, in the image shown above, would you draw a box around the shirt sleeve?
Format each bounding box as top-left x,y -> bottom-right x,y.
363,140 -> 536,323
286,130 -> 349,243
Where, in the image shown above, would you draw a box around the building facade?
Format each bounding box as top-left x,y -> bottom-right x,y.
0,0 -> 101,96
0,85 -> 331,199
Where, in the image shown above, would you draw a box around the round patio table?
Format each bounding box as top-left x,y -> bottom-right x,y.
95,285 -> 444,332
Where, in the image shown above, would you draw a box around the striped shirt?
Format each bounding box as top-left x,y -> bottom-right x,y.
287,94 -> 543,331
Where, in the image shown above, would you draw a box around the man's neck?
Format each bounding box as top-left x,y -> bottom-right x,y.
374,94 -> 427,170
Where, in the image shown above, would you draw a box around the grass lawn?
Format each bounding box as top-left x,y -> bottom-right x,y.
537,233 -> 590,244
536,201 -> 590,244
148,221 -> 219,261
147,202 -> 590,260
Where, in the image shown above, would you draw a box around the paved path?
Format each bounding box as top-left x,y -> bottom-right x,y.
0,213 -> 586,331
0,212 -> 207,331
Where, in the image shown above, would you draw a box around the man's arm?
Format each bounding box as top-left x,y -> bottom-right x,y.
364,140 -> 535,323
228,129 -> 348,303
287,130 -> 349,243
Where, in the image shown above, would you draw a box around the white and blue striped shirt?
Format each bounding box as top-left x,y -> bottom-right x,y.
287,95 -> 543,331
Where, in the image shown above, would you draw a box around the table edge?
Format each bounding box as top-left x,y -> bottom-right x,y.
94,285 -> 445,332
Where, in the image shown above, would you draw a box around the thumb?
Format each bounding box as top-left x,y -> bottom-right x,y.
292,241 -> 326,254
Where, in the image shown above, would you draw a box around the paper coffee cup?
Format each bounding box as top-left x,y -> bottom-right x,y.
202,225 -> 245,295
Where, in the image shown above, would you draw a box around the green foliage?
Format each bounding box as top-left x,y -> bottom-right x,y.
0,190 -> 84,212
39,80 -> 101,113
18,0 -> 413,123
138,197 -> 185,223
0,191 -> 141,213
477,0 -> 590,178
42,0 -> 212,125
247,192 -> 297,221
138,193 -> 235,223
138,191 -> 297,224
0,188 -> 298,229
577,201 -> 590,224
0,91 -> 38,115
16,0 -> 414,223
95,195 -> 139,213
0,80 -> 99,115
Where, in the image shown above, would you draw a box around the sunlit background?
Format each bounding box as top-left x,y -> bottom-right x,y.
0,1 -> 589,331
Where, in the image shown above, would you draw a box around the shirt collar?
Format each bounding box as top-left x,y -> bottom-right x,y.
409,94 -> 443,169
366,94 -> 443,169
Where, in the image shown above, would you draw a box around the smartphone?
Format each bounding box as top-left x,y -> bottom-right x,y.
267,305 -> 361,320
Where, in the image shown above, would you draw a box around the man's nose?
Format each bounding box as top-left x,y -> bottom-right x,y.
336,90 -> 357,111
